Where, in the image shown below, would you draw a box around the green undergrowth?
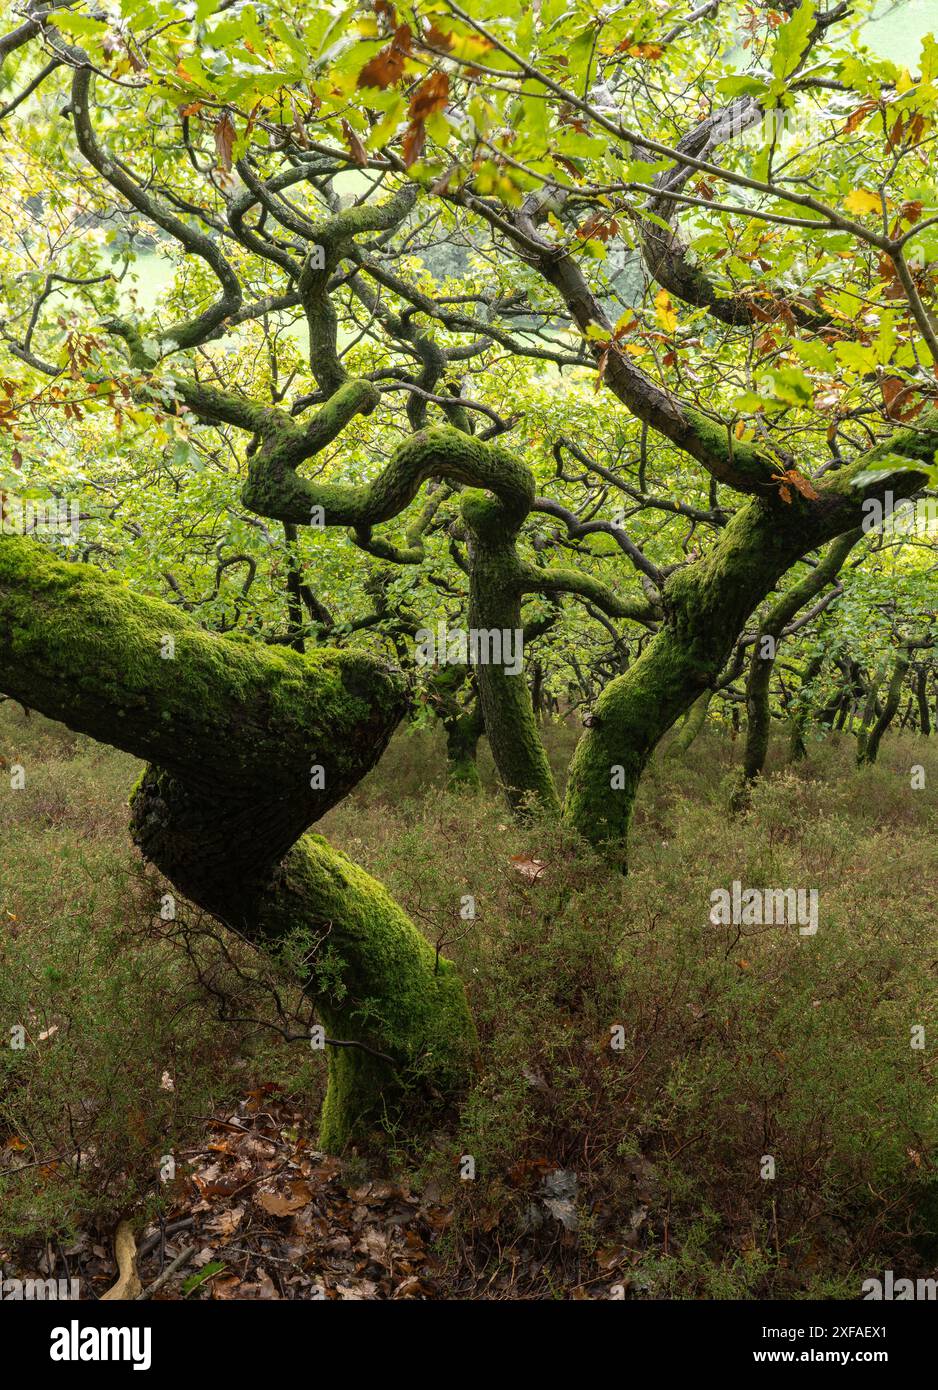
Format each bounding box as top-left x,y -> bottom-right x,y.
1,701 -> 936,1298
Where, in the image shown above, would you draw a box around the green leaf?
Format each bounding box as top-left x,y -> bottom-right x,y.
714,76 -> 769,98
771,0 -> 816,82
182,1261 -> 226,1295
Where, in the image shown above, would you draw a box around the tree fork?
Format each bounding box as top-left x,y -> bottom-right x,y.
562,436 -> 931,866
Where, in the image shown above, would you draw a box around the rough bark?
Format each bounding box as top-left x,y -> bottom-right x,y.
788,652 -> 825,761
463,492 -> 560,816
915,664 -> 932,736
562,432 -> 930,866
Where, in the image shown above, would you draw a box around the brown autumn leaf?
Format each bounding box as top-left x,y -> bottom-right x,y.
881,375 -> 913,420
576,211 -> 619,243
214,112 -> 236,171
510,853 -> 547,882
408,70 -> 449,121
341,119 -> 368,168
401,119 -> 426,168
844,100 -> 877,134
425,22 -> 454,51
357,24 -> 412,89
392,1275 -> 430,1298
256,1181 -> 313,1216
785,470 -> 821,501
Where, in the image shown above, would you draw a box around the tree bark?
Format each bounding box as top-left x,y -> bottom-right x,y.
463,492 -> 560,816
561,472 -> 906,866
788,652 -> 825,761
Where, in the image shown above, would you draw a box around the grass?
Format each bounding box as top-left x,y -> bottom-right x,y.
1,698 -> 936,1298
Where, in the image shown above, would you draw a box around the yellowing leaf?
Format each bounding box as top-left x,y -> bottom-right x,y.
654,288 -> 677,334
844,189 -> 882,216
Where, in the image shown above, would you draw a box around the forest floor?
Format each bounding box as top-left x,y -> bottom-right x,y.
1,702 -> 937,1300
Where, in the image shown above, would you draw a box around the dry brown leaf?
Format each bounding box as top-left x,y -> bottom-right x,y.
214,112 -> 236,171
256,1181 -> 312,1217
510,854 -> 547,882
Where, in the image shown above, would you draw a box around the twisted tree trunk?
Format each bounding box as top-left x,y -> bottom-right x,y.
859,651 -> 908,765
0,537 -> 477,1150
788,652 -> 825,761
562,439 -> 929,867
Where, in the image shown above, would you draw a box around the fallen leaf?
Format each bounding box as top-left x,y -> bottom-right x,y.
256,1181 -> 312,1217
510,854 -> 547,882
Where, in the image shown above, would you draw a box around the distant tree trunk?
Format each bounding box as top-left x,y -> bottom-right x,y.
788,653 -> 825,761
859,651 -> 909,765
444,699 -> 484,790
464,494 -> 560,817
668,689 -> 712,757
856,661 -> 887,763
734,529 -> 859,808
530,659 -> 545,721
915,665 -> 931,735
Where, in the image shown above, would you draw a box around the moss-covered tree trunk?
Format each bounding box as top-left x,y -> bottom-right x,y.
859,652 -> 907,765
560,464 -> 915,866
443,701 -> 484,790
734,529 -> 859,806
788,652 -> 825,761
855,661 -> 887,763
0,537 -> 476,1150
463,492 -> 560,816
667,688 -> 712,757
915,664 -> 932,736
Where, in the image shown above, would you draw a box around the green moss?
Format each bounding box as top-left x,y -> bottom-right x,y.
0,535 -> 476,1153
0,537 -> 405,813
259,834 -> 478,1152
461,491 -> 560,817
245,423 -> 535,530
669,689 -> 713,758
